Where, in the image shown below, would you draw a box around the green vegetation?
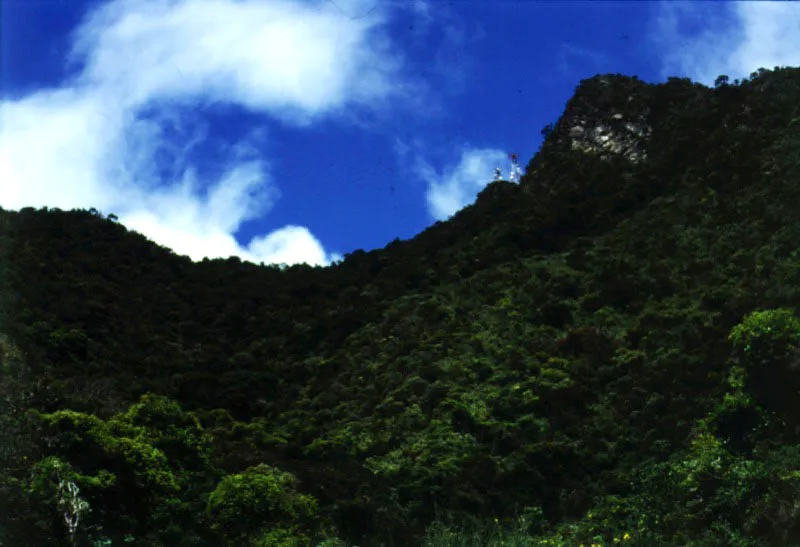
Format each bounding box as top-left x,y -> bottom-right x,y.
4,67 -> 800,545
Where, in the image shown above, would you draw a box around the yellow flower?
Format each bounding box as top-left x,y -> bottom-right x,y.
623,533 -> 632,541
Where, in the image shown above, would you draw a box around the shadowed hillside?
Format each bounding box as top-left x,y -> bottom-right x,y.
4,67 -> 800,546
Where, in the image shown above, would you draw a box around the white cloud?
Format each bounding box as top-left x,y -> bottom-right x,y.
248,226 -> 343,266
418,147 -> 507,221
653,1 -> 800,86
0,0 -> 412,266
67,0 -> 402,119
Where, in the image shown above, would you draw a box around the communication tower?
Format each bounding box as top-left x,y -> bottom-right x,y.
508,153 -> 522,183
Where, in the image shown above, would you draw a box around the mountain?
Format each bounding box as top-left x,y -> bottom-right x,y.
3,66 -> 800,546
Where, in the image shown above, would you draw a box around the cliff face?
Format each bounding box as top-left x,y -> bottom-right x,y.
5,67 -> 800,547
527,74 -> 654,174
567,111 -> 651,161
561,75 -> 653,162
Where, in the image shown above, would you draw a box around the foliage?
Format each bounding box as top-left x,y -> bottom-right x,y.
206,463 -> 321,545
5,67 -> 800,545
17,395 -> 221,545
728,308 -> 800,424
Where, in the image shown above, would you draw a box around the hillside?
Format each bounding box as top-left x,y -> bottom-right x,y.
3,67 -> 800,546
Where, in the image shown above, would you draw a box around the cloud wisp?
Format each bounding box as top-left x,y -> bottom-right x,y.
652,1 -> 800,86
0,0 -> 411,265
416,146 -> 507,221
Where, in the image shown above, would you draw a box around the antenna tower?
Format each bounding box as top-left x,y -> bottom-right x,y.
508,153 -> 522,183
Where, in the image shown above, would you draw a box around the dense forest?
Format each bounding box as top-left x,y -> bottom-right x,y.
3,67 -> 800,546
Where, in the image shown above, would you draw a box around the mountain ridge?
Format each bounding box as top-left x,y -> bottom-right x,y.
3,66 -> 800,546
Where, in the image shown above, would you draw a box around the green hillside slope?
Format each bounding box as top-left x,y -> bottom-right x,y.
3,67 -> 800,546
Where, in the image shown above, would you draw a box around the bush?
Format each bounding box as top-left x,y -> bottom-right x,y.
728,308 -> 800,425
206,463 -> 321,545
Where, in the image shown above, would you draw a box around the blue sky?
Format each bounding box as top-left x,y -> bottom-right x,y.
1,0 -> 798,267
